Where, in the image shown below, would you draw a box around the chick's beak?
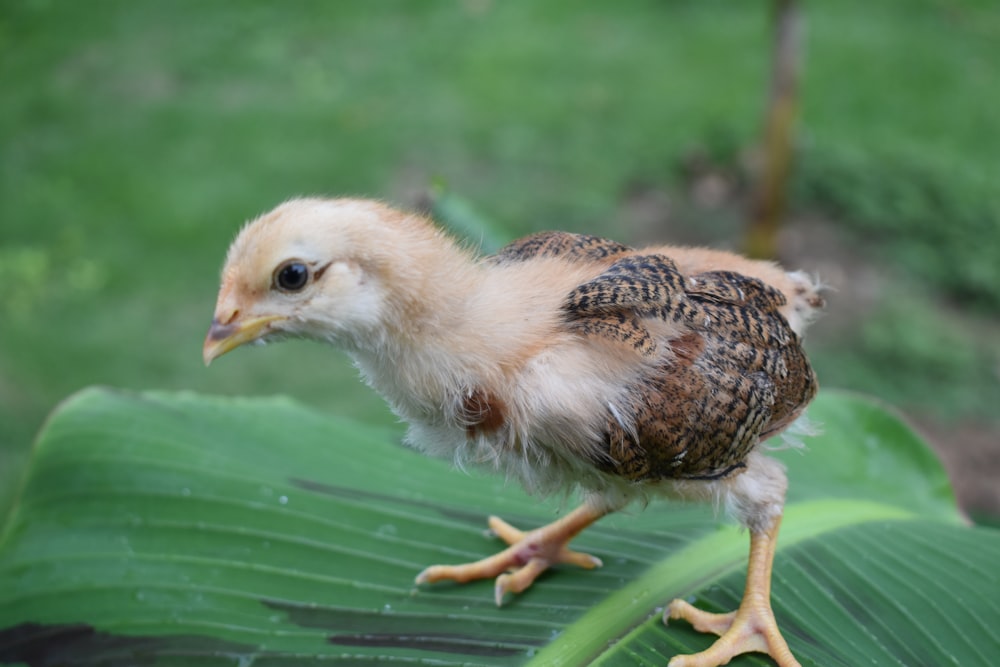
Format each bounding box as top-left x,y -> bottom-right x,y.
202,314 -> 285,366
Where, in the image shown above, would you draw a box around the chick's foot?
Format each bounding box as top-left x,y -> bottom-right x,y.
415,503 -> 605,606
665,599 -> 798,667
663,515 -> 800,667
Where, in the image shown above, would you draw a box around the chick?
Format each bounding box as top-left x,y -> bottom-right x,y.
204,198 -> 823,667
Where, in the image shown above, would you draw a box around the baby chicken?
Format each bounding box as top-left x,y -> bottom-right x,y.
204,198 -> 823,667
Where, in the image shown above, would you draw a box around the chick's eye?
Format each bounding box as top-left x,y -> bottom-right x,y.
274,261 -> 310,292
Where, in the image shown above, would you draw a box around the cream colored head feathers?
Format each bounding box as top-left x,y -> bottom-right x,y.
203,197 -> 464,364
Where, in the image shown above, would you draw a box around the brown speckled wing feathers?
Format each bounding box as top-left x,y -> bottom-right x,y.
563,255 -> 684,358
561,251 -> 816,481
493,231 -> 632,264
564,255 -> 684,314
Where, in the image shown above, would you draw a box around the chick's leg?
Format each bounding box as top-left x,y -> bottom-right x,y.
665,514 -> 800,667
416,502 -> 606,606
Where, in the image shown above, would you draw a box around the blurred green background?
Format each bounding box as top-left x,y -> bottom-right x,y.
2,0 -> 998,523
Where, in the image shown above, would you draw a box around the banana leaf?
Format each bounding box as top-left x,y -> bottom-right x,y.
1,388 -> 997,666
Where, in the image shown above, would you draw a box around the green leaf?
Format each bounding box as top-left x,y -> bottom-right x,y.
1,388 -> 997,666
427,183 -> 511,255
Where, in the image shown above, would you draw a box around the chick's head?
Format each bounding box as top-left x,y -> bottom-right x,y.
203,198 -> 393,365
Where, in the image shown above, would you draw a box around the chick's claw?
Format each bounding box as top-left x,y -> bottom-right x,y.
415,508 -> 604,606
488,515 -> 603,571
665,601 -> 738,638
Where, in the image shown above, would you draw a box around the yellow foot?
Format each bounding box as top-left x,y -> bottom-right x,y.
415,505 -> 605,605
664,598 -> 799,667
663,514 -> 799,667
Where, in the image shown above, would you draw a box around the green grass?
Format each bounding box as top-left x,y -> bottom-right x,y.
2,0 -> 999,517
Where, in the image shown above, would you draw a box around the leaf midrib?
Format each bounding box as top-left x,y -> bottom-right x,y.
529,499 -> 916,667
